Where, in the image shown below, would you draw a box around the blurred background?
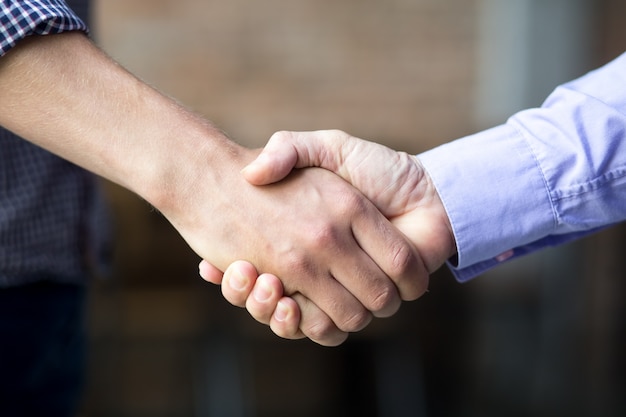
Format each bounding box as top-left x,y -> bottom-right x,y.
80,0 -> 625,416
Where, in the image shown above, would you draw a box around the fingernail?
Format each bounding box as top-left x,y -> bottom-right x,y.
253,281 -> 272,302
240,163 -> 253,176
274,300 -> 289,322
230,270 -> 248,291
240,157 -> 261,174
241,153 -> 270,175
198,260 -> 207,278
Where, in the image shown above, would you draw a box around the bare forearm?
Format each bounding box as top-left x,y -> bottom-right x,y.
0,32 -> 240,210
0,32 -> 427,346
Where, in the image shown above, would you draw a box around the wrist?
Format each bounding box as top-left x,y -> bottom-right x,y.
421,164 -> 457,260
144,117 -> 250,219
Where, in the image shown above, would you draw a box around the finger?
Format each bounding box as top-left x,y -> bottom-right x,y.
352,206 -> 429,302
221,260 -> 258,308
303,186 -> 403,318
292,293 -> 349,347
245,273 -> 285,325
198,259 -> 224,285
268,297 -> 303,340
242,130 -> 350,186
288,266 -> 373,333
241,136 -> 298,185
241,131 -> 320,185
330,251 -> 402,319
259,168 -> 378,329
327,238 -> 403,318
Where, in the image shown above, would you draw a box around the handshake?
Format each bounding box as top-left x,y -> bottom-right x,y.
196,129 -> 456,346
0,32 -> 455,348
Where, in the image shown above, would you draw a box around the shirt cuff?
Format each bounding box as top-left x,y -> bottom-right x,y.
417,123 -> 556,282
1,0 -> 88,57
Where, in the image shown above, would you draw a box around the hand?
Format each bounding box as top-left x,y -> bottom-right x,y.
200,130 -> 456,339
200,259 -> 303,338
177,146 -> 430,346
244,130 -> 456,270
0,34 -> 425,347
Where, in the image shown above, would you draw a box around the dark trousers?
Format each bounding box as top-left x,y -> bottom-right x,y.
0,280 -> 87,417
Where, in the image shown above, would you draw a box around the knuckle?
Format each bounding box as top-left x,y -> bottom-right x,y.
269,130 -> 291,143
306,223 -> 341,252
281,249 -> 312,277
367,284 -> 400,316
337,308 -> 372,333
325,128 -> 348,138
404,273 -> 430,302
269,130 -> 300,150
389,242 -> 429,301
329,195 -> 370,229
303,319 -> 337,343
388,241 -> 418,277
340,191 -> 368,214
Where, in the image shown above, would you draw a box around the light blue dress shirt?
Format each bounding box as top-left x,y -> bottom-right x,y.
419,52 -> 626,282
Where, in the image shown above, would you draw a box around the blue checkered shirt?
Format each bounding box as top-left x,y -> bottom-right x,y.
0,0 -> 110,287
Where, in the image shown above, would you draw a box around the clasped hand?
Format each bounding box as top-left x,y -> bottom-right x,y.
200,130 -> 456,345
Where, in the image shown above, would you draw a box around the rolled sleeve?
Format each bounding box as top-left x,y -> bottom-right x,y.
1,0 -> 88,57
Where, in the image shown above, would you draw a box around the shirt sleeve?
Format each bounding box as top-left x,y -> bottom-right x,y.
418,51 -> 626,282
0,0 -> 88,57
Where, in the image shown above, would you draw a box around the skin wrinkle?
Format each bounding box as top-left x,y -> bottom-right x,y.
239,140 -> 410,315
258,130 -> 442,280
1,33 -> 430,346
381,152 -> 420,216
344,135 -> 422,218
202,128 -> 462,338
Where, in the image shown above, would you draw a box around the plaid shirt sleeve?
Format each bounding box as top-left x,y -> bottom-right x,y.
1,0 -> 88,57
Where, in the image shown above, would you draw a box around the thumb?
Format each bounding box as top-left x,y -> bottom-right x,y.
198,259 -> 224,285
241,130 -> 325,185
241,149 -> 296,185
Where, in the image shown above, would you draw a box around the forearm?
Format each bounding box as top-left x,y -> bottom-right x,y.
0,32 -> 242,211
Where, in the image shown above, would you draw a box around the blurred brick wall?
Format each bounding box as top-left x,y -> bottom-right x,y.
92,0 -> 476,153
84,1 -> 478,416
81,1 -> 625,417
